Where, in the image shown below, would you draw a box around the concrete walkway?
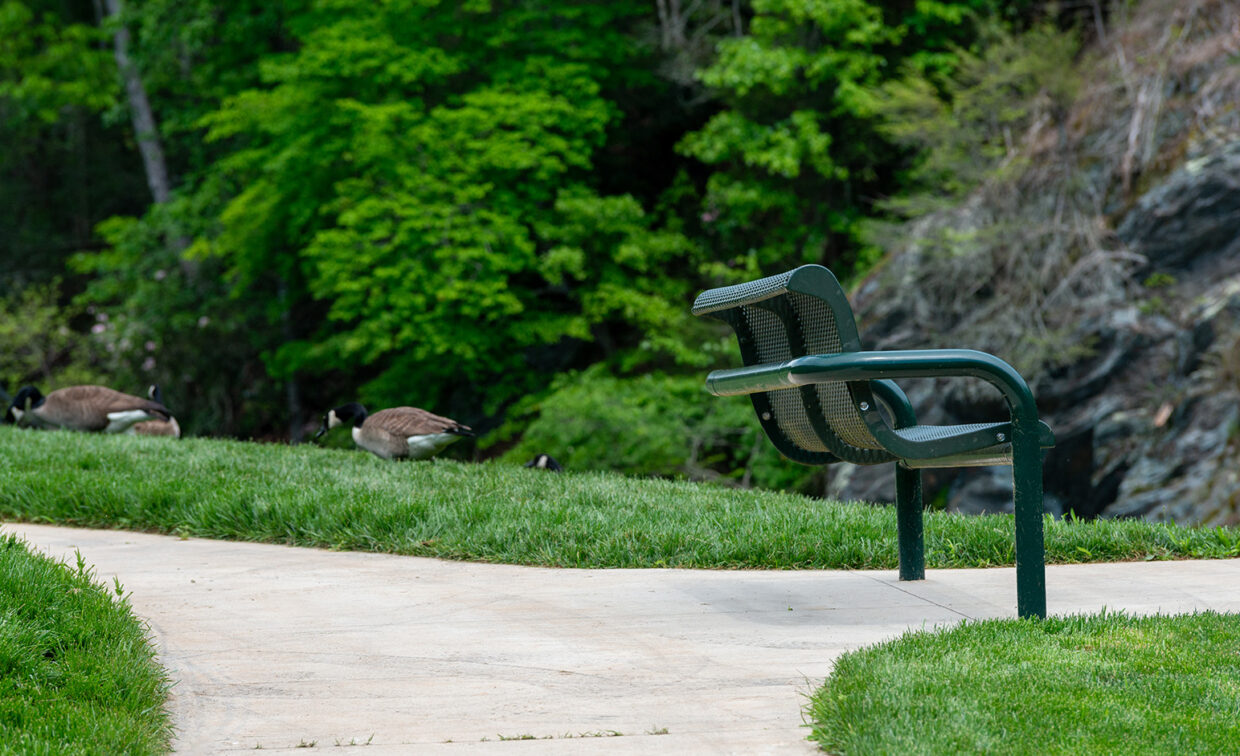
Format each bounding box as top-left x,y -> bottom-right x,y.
6,522 -> 1240,754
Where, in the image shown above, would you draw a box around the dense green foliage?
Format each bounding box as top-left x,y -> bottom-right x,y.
0,0 -> 142,291
491,366 -> 817,491
1,0 -> 1083,469
807,611 -> 1240,754
0,279 -> 106,393
0,533 -> 171,753
680,0 -> 1033,274
3,427 -> 1239,569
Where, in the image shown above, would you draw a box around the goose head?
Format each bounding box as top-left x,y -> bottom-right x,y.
129,384 -> 181,438
8,386 -> 44,425
314,402 -> 368,440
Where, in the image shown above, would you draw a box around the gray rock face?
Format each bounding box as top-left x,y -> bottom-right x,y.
1116,142 -> 1240,274
1108,394 -> 1239,524
836,139 -> 1240,527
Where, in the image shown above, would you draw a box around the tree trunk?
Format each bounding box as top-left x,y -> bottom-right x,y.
101,0 -> 195,277
101,0 -> 172,205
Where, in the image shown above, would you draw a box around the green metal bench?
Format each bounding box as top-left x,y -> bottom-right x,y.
693,265 -> 1054,618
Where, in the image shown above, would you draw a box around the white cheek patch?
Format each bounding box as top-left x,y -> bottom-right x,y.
328,410 -> 342,429
13,407 -> 50,429
105,409 -> 157,433
406,433 -> 461,459
13,407 -> 54,429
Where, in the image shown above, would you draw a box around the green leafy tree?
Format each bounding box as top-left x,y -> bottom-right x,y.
495,365 -> 814,492
119,0 -> 310,178
0,0 -> 143,290
15,0 -> 1074,489
874,23 -> 1081,211
678,0 -> 1031,279
72,0 -> 329,437
72,206 -> 283,437
185,0 -> 709,422
0,280 -> 106,393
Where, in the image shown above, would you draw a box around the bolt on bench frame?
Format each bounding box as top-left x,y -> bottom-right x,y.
693,265 -> 1054,618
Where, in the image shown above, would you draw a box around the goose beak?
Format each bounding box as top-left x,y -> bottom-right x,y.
313,423 -> 328,440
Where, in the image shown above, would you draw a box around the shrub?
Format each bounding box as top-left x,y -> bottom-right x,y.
493,366 -> 815,491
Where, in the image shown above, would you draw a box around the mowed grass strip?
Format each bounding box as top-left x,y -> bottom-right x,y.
806,611 -> 1240,755
0,533 -> 171,754
1,426 -> 1239,568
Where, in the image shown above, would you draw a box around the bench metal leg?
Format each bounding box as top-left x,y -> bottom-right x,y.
896,463 -> 924,581
1013,432 -> 1046,619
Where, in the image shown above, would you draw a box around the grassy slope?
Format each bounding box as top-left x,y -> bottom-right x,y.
2,426 -> 1238,568
0,533 -> 171,754
806,611 -> 1240,755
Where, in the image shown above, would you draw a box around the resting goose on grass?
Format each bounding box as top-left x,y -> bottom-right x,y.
524,454 -> 563,471
8,385 -> 172,433
314,402 -> 474,460
129,385 -> 182,438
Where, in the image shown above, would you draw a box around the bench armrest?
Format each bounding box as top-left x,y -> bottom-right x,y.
705,348 -> 1039,425
869,379 -> 917,429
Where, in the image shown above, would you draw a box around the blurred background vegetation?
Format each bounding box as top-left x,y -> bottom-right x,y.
1,0 -> 1103,493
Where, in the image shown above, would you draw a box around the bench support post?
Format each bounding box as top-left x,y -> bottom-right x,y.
1013,430 -> 1047,619
895,463 -> 924,581
872,379 -> 926,582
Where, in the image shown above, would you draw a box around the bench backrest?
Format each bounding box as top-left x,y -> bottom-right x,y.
692,265 -> 895,466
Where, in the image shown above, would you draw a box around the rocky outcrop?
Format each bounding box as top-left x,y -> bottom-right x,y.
833,139 -> 1240,527
1116,142 -> 1240,275
816,1 -> 1240,525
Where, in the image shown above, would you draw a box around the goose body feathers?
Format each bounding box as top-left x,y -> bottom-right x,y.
9,385 -> 172,433
317,402 -> 473,460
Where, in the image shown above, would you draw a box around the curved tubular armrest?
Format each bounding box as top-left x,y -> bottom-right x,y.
706,349 -> 1039,426
869,379 -> 917,429
706,361 -> 802,396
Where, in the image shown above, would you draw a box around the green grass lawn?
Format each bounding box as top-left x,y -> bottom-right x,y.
3,426 -> 1238,753
806,611 -> 1240,755
0,532 -> 171,754
1,425 -> 1238,568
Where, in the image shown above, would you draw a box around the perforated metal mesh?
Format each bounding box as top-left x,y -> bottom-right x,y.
692,270 -> 795,315
696,266 -> 895,462
786,291 -> 884,450
894,422 -> 1007,444
741,304 -> 829,452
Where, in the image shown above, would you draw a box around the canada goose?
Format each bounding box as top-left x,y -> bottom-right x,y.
314,402 -> 474,460
129,385 -> 181,438
523,454 -> 563,471
8,385 -> 172,433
